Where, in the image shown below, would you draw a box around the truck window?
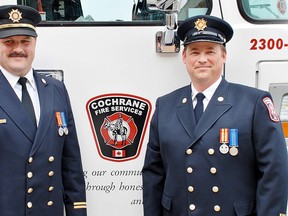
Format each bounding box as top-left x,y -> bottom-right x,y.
239,0 -> 288,22
17,0 -> 210,23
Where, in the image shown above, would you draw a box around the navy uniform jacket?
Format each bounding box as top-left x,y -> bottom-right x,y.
0,70 -> 87,216
142,78 -> 288,216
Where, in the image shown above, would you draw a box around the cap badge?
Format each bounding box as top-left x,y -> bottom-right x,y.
194,18 -> 207,31
9,9 -> 23,23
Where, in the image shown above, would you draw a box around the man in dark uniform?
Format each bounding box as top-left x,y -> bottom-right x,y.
142,15 -> 288,216
0,5 -> 87,216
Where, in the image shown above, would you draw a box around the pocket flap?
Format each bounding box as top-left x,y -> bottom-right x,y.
161,193 -> 172,210
234,200 -> 256,216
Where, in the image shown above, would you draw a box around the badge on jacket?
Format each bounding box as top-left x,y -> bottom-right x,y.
219,128 -> 238,156
263,97 -> 280,122
55,112 -> 69,136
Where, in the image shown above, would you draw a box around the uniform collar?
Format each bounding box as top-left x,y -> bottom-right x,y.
191,76 -> 222,101
0,66 -> 36,90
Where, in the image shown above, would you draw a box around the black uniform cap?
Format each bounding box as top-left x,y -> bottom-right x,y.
0,5 -> 41,39
177,15 -> 233,46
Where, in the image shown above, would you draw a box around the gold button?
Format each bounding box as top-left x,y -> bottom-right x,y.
48,171 -> 54,177
47,201 -> 53,206
27,188 -> 33,194
212,186 -> 219,193
189,204 -> 196,211
27,172 -> 33,178
186,149 -> 192,155
208,148 -> 215,155
214,205 -> 221,212
27,202 -> 32,208
188,186 -> 194,192
48,156 -> 54,162
210,167 -> 217,174
28,157 -> 33,163
48,186 -> 54,192
187,167 -> 193,173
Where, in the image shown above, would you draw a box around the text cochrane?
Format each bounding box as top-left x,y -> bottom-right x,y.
90,98 -> 147,116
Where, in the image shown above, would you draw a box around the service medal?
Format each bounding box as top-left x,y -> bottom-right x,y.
219,128 -> 229,154
55,112 -> 65,136
229,129 -> 239,156
63,127 -> 69,135
58,127 -> 64,136
60,112 -> 69,135
229,146 -> 238,156
219,144 -> 229,154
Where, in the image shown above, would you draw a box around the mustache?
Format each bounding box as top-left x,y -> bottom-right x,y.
8,52 -> 27,57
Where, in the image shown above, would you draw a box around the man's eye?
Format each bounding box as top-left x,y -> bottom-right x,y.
3,40 -> 13,44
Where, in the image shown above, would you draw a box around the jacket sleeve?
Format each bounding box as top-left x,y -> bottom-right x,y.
142,98 -> 165,216
61,84 -> 87,216
253,92 -> 288,215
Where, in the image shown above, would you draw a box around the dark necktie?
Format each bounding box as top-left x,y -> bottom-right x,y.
194,93 -> 205,123
18,77 -> 36,125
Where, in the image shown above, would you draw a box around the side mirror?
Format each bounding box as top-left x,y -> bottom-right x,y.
153,0 -> 184,53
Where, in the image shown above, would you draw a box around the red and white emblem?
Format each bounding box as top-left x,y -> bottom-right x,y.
101,112 -> 137,148
277,0 -> 286,15
263,97 -> 280,122
86,93 -> 152,162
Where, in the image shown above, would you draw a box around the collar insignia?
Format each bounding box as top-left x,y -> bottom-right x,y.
194,18 -> 207,31
9,9 -> 22,23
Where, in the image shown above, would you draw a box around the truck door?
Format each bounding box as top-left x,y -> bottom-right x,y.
257,61 -> 288,146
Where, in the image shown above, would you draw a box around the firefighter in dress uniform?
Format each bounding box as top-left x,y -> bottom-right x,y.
0,5 -> 87,216
142,15 -> 288,216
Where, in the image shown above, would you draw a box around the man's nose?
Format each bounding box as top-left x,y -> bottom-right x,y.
198,54 -> 207,63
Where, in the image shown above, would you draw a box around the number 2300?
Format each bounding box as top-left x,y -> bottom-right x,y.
250,38 -> 286,50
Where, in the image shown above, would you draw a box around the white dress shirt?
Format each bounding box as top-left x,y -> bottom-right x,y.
0,66 -> 40,126
191,76 -> 222,112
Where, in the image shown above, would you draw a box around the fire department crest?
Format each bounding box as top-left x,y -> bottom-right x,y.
86,93 -> 152,162
194,18 -> 207,31
9,9 -> 22,23
277,0 -> 286,15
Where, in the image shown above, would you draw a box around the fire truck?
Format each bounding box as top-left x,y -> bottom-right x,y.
1,0 -> 288,215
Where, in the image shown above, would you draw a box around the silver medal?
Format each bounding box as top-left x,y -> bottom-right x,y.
58,127 -> 64,136
229,146 -> 238,156
63,127 -> 69,135
219,144 -> 229,154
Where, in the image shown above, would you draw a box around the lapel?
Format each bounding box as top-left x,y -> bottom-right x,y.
176,85 -> 196,138
30,71 -> 54,156
189,79 -> 232,147
0,70 -> 36,142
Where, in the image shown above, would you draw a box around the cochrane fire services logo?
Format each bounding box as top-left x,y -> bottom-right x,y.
86,93 -> 152,162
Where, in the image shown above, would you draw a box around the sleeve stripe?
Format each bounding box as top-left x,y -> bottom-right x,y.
73,202 -> 87,209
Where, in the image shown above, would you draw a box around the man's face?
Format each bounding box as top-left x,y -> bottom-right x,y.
0,35 -> 36,77
182,41 -> 226,91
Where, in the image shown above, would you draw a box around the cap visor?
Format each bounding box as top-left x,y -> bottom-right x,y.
184,35 -> 224,45
0,28 -> 37,38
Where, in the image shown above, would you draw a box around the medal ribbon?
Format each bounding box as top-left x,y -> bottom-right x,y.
229,129 -> 238,147
55,112 -> 63,127
220,128 -> 229,143
60,112 -> 67,127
